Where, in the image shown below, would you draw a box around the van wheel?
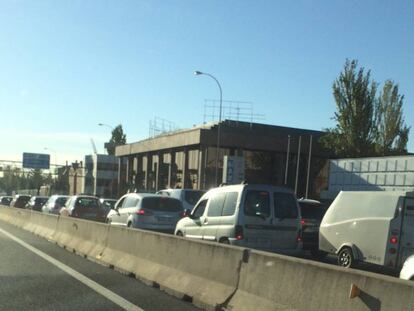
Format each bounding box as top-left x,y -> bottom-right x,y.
338,247 -> 354,268
176,231 -> 183,237
219,238 -> 230,244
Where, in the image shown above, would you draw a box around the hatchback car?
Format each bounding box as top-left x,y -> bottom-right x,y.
42,195 -> 70,215
156,189 -> 205,212
25,196 -> 49,211
10,195 -> 31,209
0,196 -> 13,206
60,195 -> 106,222
107,193 -> 183,233
297,198 -> 327,258
175,184 -> 302,254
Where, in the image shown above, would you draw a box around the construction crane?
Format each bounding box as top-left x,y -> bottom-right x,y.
90,138 -> 98,154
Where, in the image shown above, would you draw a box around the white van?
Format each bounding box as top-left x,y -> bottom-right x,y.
319,191 -> 414,269
174,184 -> 302,254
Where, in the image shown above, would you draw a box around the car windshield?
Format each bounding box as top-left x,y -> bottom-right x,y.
184,190 -> 205,206
142,197 -> 182,212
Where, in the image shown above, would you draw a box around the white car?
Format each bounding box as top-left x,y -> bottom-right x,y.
400,256 -> 414,281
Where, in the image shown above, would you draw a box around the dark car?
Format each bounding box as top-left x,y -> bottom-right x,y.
61,195 -> 106,222
0,196 -> 13,206
298,198 -> 328,258
26,196 -> 49,211
10,195 -> 31,209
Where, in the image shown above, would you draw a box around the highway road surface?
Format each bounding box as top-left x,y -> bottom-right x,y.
0,220 -> 200,311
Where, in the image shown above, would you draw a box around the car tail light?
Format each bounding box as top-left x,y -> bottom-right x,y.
136,209 -> 152,216
300,219 -> 306,226
389,248 -> 397,254
235,225 -> 244,240
390,236 -> 398,244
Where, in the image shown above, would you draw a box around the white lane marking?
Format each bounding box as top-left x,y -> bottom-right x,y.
0,227 -> 143,311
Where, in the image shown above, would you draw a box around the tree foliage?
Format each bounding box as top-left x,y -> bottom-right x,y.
375,80 -> 410,155
106,124 -> 127,155
321,59 -> 410,157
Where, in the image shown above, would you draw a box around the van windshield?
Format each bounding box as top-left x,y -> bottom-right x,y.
142,197 -> 182,212
244,191 -> 270,217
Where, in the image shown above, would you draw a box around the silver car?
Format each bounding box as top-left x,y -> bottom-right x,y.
42,195 -> 70,215
106,193 -> 183,233
156,189 -> 206,212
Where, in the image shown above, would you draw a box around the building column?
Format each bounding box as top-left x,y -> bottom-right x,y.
168,150 -> 176,188
117,157 -> 122,197
182,147 -> 189,189
145,153 -> 151,190
198,146 -> 205,190
155,152 -> 163,191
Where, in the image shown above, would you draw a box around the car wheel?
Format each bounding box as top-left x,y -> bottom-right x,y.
219,238 -> 230,244
127,222 -> 132,228
105,218 -> 111,225
176,231 -> 183,237
338,247 -> 354,268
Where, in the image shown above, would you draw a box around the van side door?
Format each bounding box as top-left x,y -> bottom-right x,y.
400,198 -> 414,264
272,192 -> 300,251
241,190 -> 273,251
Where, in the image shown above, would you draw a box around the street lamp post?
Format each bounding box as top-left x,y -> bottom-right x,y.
98,123 -> 114,131
194,70 -> 223,186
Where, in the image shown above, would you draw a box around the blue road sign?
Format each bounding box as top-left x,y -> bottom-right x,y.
22,153 -> 50,169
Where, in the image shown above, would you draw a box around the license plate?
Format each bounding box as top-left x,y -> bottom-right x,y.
157,216 -> 172,223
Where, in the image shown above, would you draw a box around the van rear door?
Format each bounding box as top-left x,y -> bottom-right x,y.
242,190 -> 274,251
272,192 -> 300,250
400,198 -> 414,264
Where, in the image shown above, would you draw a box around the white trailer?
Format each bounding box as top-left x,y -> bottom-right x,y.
319,191 -> 414,269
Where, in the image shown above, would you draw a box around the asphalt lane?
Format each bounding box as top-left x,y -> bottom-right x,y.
0,220 -> 200,311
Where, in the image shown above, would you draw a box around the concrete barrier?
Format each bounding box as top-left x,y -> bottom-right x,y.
54,216 -> 110,260
23,211 -> 59,240
0,206 -> 31,228
227,249 -> 414,311
2,206 -> 414,311
100,225 -> 244,310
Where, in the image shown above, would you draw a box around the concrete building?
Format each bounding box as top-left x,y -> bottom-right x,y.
321,155 -> 414,200
115,120 -> 331,198
83,154 -> 118,198
68,161 -> 84,195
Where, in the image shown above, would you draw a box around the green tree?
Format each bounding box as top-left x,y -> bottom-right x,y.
374,80 -> 410,155
106,124 -> 127,155
321,59 -> 378,157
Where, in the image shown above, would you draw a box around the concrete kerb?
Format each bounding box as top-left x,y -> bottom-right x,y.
53,216 -> 110,260
227,249 -> 414,311
100,225 -> 244,311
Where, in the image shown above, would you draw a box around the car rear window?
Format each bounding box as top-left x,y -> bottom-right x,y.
273,192 -> 298,219
244,191 -> 270,217
56,197 -> 68,206
299,202 -> 326,220
142,197 -> 182,212
184,190 -> 205,206
76,198 -> 99,209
